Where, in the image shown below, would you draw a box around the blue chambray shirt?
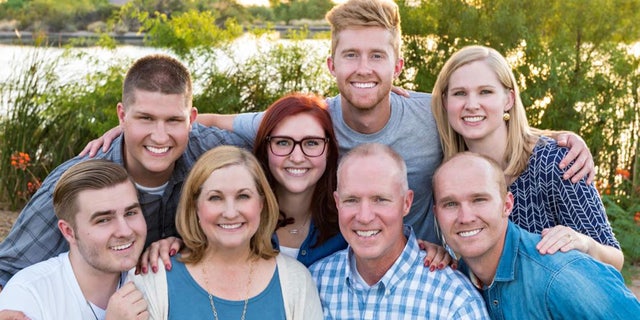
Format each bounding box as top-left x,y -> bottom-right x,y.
459,221 -> 640,319
309,226 -> 489,319
272,221 -> 348,267
0,123 -> 250,285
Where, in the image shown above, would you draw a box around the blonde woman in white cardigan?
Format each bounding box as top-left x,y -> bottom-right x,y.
130,146 -> 322,320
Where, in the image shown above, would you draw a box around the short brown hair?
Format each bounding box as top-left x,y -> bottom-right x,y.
53,160 -> 132,229
122,54 -> 193,109
325,0 -> 402,59
177,146 -> 279,264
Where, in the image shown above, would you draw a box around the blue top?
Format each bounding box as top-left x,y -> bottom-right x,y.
459,221 -> 640,320
0,123 -> 250,286
167,256 -> 286,320
309,226 -> 489,319
235,92 -> 443,244
509,136 -> 620,248
272,221 -> 348,267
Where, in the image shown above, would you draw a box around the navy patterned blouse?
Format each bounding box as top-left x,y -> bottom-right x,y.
508,136 -> 620,249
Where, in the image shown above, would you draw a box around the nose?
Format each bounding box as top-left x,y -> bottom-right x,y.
288,143 -> 306,162
222,199 -> 240,219
355,200 -> 375,224
356,56 -> 372,75
464,93 -> 480,110
150,121 -> 170,144
113,216 -> 135,237
457,202 -> 476,224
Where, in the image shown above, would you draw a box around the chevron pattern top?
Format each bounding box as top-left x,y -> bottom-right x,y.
508,136 -> 620,249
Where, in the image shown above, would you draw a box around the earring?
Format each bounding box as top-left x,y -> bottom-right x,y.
503,112 -> 511,121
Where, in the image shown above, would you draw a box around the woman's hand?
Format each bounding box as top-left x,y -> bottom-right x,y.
417,239 -> 456,271
536,225 -> 587,255
135,236 -> 183,274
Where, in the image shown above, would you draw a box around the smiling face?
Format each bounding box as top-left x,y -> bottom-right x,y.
445,60 -> 513,144
328,27 -> 403,112
62,181 -> 147,274
267,113 -> 328,197
433,154 -> 512,266
196,164 -> 264,252
118,89 -> 197,187
334,153 -> 413,267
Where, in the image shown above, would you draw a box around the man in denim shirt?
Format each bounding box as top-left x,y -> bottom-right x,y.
433,152 -> 640,319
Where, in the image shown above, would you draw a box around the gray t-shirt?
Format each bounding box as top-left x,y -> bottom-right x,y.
233,92 -> 443,243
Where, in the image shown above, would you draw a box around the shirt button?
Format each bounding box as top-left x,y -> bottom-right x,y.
300,250 -> 307,256
493,300 -> 499,306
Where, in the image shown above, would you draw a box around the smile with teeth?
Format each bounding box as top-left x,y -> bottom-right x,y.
458,228 -> 482,237
219,223 -> 243,229
352,82 -> 376,89
146,146 -> 170,154
462,116 -> 485,123
286,168 -> 309,175
355,230 -> 380,237
110,242 -> 134,251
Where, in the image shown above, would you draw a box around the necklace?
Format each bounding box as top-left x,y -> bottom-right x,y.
203,259 -> 255,320
288,214 -> 311,235
85,272 -> 125,320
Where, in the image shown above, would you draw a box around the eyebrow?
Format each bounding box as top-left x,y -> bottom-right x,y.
89,202 -> 141,220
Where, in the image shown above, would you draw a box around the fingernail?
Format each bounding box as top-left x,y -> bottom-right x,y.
142,267 -> 147,274
425,260 -> 431,266
152,266 -> 158,273
438,263 -> 444,269
429,265 -> 435,272
452,264 -> 457,270
165,264 -> 171,271
170,249 -> 177,256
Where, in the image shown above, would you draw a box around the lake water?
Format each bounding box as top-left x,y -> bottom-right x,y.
0,35 -> 331,113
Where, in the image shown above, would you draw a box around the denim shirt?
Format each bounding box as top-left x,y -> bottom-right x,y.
460,221 -> 640,319
272,221 -> 347,267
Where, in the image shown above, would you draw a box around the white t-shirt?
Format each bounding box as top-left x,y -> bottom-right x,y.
0,252 -> 116,320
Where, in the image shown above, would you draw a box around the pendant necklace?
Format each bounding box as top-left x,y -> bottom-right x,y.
288,214 -> 311,235
86,272 -> 125,320
203,259 -> 255,320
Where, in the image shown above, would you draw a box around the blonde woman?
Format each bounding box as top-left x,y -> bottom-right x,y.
431,45 -> 623,270
131,146 -> 322,319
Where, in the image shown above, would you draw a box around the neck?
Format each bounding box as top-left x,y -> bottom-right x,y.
68,250 -> 121,309
276,185 -> 313,221
202,247 -> 253,267
340,97 -> 391,134
463,238 -> 506,287
465,130 -> 509,171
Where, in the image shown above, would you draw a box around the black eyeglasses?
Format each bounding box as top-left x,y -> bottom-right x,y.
266,136 -> 329,157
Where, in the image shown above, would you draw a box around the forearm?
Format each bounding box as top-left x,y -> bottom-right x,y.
195,113 -> 236,130
582,234 -> 624,270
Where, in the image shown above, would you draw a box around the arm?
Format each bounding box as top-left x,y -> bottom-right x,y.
195,113 -> 237,130
531,128 -> 595,184
0,173 -> 68,286
136,237 -> 182,274
536,225 -> 624,270
535,143 -> 623,270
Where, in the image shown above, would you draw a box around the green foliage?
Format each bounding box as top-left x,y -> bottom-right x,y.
398,0 -> 640,272
270,0 -> 333,24
0,48 -> 126,208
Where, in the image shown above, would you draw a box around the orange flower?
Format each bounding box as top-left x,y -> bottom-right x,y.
10,151 -> 31,170
615,168 -> 631,179
635,212 -> 640,226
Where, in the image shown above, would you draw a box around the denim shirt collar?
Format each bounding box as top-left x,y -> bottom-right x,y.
493,221 -> 520,284
346,225 -> 420,296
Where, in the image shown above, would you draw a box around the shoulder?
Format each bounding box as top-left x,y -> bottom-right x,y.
7,254 -> 66,284
308,249 -> 347,274
276,254 -> 312,279
531,136 -> 568,163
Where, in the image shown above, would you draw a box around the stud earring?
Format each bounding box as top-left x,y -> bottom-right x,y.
503,112 -> 511,121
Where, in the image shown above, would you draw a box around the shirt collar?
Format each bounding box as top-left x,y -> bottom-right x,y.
345,225 -> 421,295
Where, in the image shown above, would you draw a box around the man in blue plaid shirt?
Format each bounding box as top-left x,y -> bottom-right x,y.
309,143 -> 489,319
0,55 -> 249,288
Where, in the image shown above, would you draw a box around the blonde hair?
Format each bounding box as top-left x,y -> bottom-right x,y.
177,146 -> 279,264
431,45 -> 538,176
325,0 -> 402,60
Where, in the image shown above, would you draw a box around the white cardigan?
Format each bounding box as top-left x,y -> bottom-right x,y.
128,254 -> 322,320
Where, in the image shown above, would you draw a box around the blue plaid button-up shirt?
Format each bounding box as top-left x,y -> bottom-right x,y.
310,226 -> 489,319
